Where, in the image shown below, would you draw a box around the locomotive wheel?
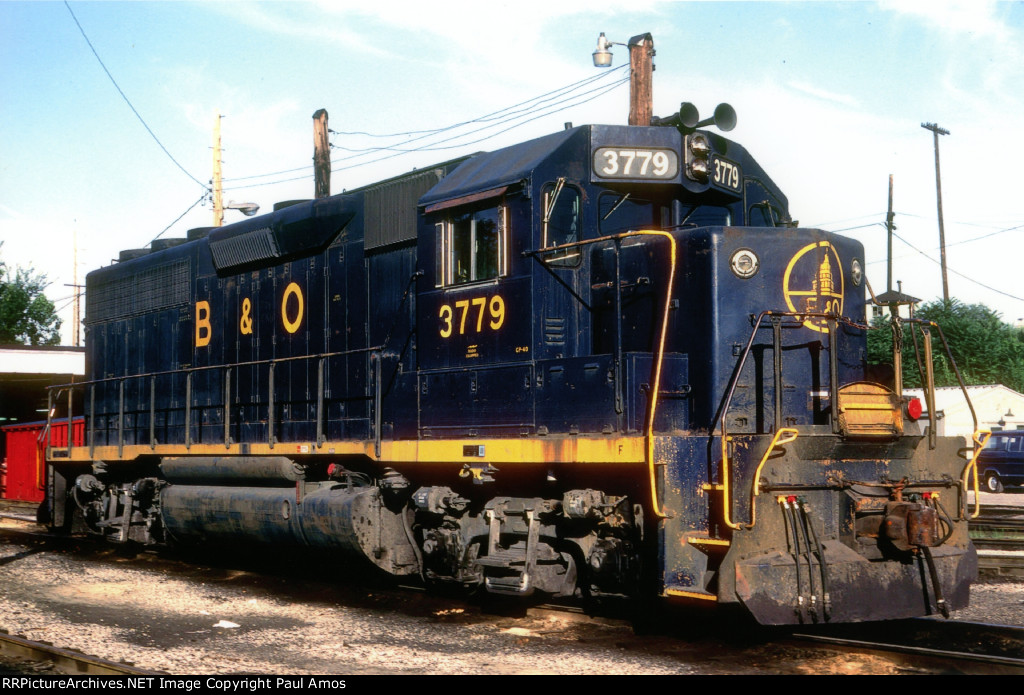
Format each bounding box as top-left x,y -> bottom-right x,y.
985,471 -> 1004,494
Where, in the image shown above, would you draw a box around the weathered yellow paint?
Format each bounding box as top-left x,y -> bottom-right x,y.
665,588 -> 718,601
837,382 -> 902,437
55,435 -> 648,466
685,536 -> 731,547
782,240 -> 844,333
962,429 -> 992,519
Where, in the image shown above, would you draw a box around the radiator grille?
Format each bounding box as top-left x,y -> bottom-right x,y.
86,259 -> 190,324
209,226 -> 280,269
364,169 -> 444,251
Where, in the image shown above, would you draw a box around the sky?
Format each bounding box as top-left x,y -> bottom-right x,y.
2,0 -> 1023,345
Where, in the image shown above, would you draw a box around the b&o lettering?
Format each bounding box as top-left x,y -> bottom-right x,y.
240,297 -> 253,335
195,300 -> 212,348
281,282 -> 304,334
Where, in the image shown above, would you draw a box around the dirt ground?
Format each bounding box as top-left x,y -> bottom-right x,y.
0,518 -> 1014,676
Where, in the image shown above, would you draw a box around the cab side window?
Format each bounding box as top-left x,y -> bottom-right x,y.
748,203 -> 782,227
598,192 -> 665,235
542,181 -> 581,267
435,204 -> 508,287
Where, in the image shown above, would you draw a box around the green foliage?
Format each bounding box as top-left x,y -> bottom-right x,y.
0,254 -> 62,346
867,299 -> 1024,392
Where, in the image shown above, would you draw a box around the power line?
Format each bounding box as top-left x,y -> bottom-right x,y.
865,219 -> 1023,266
64,1 -> 207,191
945,222 -> 1024,249
149,195 -> 207,246
222,66 -> 629,186
826,222 -> 884,233
808,212 -> 887,228
330,76 -> 628,156
330,69 -> 621,140
890,230 -> 1024,302
224,76 -> 628,192
893,209 -> 1023,232
54,291 -> 84,316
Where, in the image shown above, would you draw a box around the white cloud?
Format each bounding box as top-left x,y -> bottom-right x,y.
878,0 -> 1010,39
787,80 -> 860,108
0,204 -> 24,220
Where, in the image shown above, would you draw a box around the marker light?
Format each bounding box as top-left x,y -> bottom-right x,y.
906,397 -> 923,421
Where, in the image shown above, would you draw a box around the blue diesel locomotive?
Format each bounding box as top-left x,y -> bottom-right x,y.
46,104 -> 979,624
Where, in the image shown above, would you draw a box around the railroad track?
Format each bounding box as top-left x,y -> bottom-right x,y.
969,505 -> 1024,578
0,500 -> 40,523
970,505 -> 1024,548
0,631 -> 164,676
791,619 -> 1024,673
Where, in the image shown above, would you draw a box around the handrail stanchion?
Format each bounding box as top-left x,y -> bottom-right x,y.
372,352 -> 382,459
67,385 -> 74,459
118,379 -> 125,458
827,317 -> 840,434
150,375 -> 157,449
223,366 -> 231,448
184,371 -> 192,450
268,362 -> 276,448
961,429 -> 992,520
89,384 -> 95,457
316,357 -> 325,448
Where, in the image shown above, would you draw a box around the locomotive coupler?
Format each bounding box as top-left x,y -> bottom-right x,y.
883,500 -> 941,551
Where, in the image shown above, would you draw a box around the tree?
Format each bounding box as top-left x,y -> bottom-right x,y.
867,298 -> 1024,393
0,253 -> 62,346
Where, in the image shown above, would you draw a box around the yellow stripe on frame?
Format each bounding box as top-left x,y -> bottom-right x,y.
55,435 -> 649,466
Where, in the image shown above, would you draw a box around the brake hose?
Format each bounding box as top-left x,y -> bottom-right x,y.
782,498 -> 806,622
794,501 -> 819,621
921,546 -> 949,618
798,499 -> 832,621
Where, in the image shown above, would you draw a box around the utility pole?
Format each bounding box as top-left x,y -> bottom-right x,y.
212,111 -> 224,227
921,122 -> 950,301
313,109 -> 330,198
627,33 -> 654,126
73,227 -> 79,346
886,174 -> 895,293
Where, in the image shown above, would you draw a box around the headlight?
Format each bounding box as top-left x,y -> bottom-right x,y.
730,248 -> 759,279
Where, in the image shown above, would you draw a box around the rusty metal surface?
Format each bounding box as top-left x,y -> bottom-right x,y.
733,542 -> 976,624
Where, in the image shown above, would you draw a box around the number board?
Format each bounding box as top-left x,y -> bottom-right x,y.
592,147 -> 678,180
710,155 -> 742,192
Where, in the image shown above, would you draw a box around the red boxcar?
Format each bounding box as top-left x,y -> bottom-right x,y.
1,419 -> 84,503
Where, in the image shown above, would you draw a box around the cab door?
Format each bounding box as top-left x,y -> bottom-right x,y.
417,192 -> 532,435
535,180 -> 584,361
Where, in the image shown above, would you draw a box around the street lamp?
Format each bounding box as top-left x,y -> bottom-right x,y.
224,201 -> 260,217
591,32 -> 619,67
591,32 -> 654,126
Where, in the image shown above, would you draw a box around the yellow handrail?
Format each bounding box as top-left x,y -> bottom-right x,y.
723,427 -> 799,529
621,230 -> 677,520
536,228 -> 677,519
961,429 -> 991,519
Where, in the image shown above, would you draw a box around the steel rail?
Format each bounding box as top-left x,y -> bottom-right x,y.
0,631 -> 164,675
791,619 -> 1024,673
